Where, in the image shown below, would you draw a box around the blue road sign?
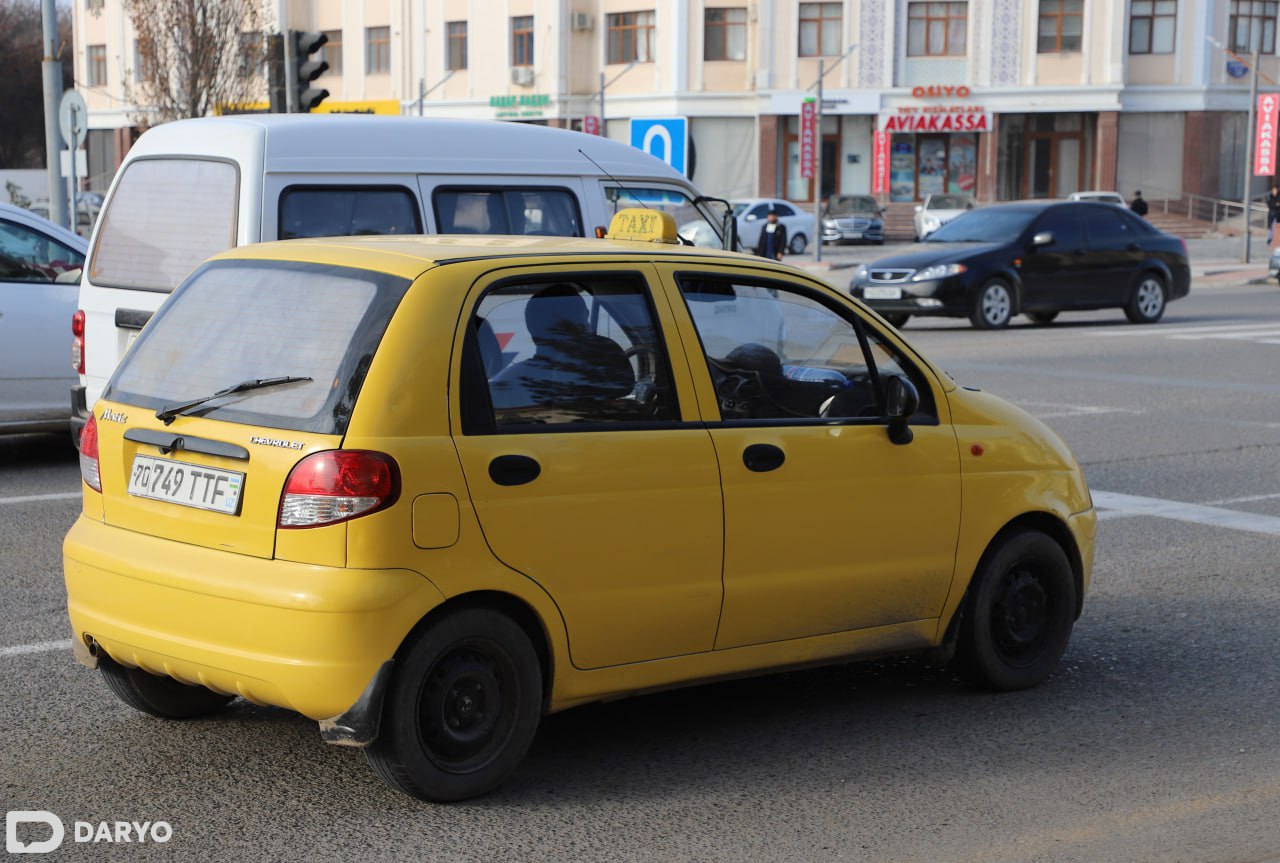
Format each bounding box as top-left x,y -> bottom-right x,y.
630,117 -> 688,175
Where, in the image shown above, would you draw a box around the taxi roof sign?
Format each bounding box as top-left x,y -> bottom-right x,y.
605,208 -> 679,244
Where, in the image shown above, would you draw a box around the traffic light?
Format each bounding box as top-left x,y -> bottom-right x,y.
292,30 -> 329,113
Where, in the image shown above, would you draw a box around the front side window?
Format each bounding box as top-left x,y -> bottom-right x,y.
1038,0 -> 1083,52
607,11 -> 656,63
279,187 -> 421,239
366,26 -> 390,73
1230,0 -> 1278,53
433,187 -> 582,237
512,16 -> 534,66
87,45 -> 107,86
447,21 -> 467,70
1130,0 -> 1176,54
907,2 -> 968,56
678,276 -> 935,422
705,7 -> 747,61
0,220 -> 84,283
1033,208 -> 1087,248
799,2 -> 842,56
605,186 -> 724,248
321,30 -> 343,76
466,276 -> 679,431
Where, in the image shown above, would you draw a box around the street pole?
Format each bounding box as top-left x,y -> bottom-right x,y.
814,59 -> 824,263
600,71 -> 606,137
1243,48 -> 1260,264
40,0 -> 68,229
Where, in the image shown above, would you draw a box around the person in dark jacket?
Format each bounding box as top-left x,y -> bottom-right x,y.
754,209 -> 788,260
1267,183 -> 1279,244
1129,190 -> 1148,217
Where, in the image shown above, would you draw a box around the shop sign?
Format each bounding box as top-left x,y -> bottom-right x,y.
582,115 -> 600,136
910,85 -> 972,99
881,110 -> 990,133
490,93 -> 550,118
1256,93 -> 1279,175
800,99 -> 817,179
872,131 -> 890,195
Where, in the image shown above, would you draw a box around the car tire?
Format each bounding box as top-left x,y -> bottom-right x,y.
365,608 -> 543,802
789,233 -> 807,255
952,529 -> 1077,691
969,280 -> 1014,329
880,313 -> 910,329
1124,273 -> 1167,323
1026,311 -> 1059,325
98,654 -> 235,718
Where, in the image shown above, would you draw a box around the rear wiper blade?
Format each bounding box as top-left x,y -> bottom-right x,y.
156,376 -> 312,425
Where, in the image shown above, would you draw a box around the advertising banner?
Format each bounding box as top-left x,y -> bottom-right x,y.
1256,93 -> 1278,176
872,131 -> 890,194
582,115 -> 600,136
800,100 -> 817,179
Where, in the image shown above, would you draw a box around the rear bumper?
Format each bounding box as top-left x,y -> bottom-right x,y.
63,515 -> 444,722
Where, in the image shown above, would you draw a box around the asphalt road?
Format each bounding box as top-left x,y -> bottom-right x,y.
2,276 -> 1279,862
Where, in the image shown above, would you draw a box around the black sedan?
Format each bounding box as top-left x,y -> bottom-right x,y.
849,201 -> 1191,329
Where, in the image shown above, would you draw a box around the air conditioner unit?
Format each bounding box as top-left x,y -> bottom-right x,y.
512,66 -> 535,86
571,12 -> 593,31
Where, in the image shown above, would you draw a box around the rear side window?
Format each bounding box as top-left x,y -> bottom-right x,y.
433,187 -> 582,236
104,260 -> 410,435
0,220 -> 84,283
279,186 -> 422,239
90,158 -> 238,292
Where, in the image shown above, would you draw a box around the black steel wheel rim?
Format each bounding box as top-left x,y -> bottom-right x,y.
990,564 -> 1052,666
416,641 -> 518,773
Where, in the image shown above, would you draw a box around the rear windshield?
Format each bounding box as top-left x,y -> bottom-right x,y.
104,260 -> 411,435
90,158 -> 239,293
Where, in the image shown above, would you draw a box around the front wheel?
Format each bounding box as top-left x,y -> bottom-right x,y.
788,233 -> 808,255
952,530 -> 1077,691
365,608 -> 543,802
970,280 -> 1014,329
99,655 -> 235,718
1125,273 -> 1167,323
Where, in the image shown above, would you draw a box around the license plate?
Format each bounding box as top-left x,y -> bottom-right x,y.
127,454 -> 244,515
845,232 -> 863,239
864,287 -> 902,300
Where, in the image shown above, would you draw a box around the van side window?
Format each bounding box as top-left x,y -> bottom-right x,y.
279,187 -> 422,239
433,187 -> 582,237
463,276 -> 679,432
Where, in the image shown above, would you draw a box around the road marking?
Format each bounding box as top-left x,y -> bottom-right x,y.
1093,490 -> 1280,536
1014,400 -> 1142,419
0,639 -> 71,658
0,492 -> 81,506
1169,328 -> 1280,341
1091,321 -> 1265,337
943,361 -> 1280,394
1202,491 -> 1280,506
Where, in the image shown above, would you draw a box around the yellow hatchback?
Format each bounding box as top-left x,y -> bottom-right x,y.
64,210 -> 1095,802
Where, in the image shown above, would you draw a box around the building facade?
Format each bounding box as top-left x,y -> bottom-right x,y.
74,1 -> 1276,207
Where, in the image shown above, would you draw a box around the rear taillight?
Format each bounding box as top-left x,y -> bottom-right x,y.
72,310 -> 85,375
79,414 -> 101,492
278,450 -> 400,529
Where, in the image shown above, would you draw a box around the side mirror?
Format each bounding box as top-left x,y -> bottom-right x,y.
745,213 -> 758,221
885,376 -> 919,446
1031,231 -> 1054,248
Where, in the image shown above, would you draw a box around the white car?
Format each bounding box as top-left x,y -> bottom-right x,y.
732,198 -> 816,255
913,193 -> 975,241
1069,191 -> 1126,206
0,202 -> 87,435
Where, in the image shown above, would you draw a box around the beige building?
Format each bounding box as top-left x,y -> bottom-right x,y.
74,1 -> 1279,206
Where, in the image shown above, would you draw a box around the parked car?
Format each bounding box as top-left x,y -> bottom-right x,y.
1269,246 -> 1280,284
0,202 -> 87,435
850,200 -> 1191,329
914,193 -> 975,241
733,198 -> 815,254
65,208 -> 1094,803
1069,191 -> 1126,206
822,194 -> 884,245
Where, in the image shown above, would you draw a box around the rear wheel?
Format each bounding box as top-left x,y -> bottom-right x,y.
99,655 -> 234,718
365,608 -> 542,802
969,280 -> 1014,329
788,233 -> 808,255
1026,311 -> 1059,325
1125,273 -> 1167,323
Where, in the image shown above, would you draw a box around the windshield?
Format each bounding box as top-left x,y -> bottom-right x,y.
926,209 -> 1037,243
607,186 -> 725,248
105,260 -> 411,434
926,194 -> 972,211
826,196 -> 878,216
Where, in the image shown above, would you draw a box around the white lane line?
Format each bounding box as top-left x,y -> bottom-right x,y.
0,639 -> 72,658
1015,401 -> 1142,419
1169,329 -> 1280,341
0,492 -> 80,506
1090,322 -> 1269,337
1093,491 -> 1280,536
1202,492 -> 1280,506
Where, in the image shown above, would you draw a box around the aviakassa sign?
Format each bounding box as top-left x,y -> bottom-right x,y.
880,110 -> 991,133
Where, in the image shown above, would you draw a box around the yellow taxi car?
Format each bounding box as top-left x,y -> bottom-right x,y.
64,210 -> 1095,802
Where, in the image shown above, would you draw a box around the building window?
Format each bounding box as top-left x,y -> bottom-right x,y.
705,8 -> 747,61
321,30 -> 343,76
1038,0 -> 1083,52
1230,0 -> 1278,54
798,3 -> 842,56
607,11 -> 655,63
237,32 -> 265,77
86,44 -> 107,87
1129,1 -> 1176,54
132,38 -> 151,83
511,16 -> 533,66
446,21 -> 467,70
907,2 -> 968,56
86,0 -> 102,11
365,26 -> 390,74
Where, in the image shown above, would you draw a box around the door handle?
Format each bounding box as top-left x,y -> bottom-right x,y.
488,454 -> 541,486
743,443 -> 785,473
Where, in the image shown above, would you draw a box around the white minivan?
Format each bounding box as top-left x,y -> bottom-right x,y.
71,114 -> 734,439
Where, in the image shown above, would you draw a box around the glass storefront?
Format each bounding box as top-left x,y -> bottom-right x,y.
888,133 -> 979,201
998,113 -> 1095,199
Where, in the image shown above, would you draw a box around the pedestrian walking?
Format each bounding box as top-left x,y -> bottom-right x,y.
754,209 -> 787,261
1267,183 -> 1280,244
1129,190 -> 1148,217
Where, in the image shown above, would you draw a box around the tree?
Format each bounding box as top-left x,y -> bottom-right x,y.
124,0 -> 269,126
0,0 -> 75,168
